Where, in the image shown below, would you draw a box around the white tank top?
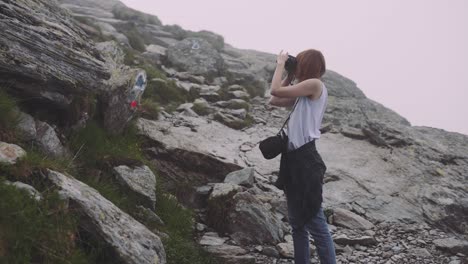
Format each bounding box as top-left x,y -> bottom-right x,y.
287,82 -> 328,151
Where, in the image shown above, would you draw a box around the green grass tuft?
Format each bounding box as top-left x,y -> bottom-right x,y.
0,148 -> 74,180
156,191 -> 219,264
140,99 -> 160,119
69,121 -> 144,168
0,179 -> 90,264
0,88 -> 20,141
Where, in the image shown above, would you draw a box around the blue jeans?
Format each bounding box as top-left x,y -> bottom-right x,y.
287,205 -> 336,264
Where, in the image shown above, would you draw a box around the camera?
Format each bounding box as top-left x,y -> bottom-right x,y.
285,55 -> 297,73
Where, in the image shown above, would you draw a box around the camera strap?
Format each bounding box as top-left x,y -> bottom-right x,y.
276,98 -> 299,136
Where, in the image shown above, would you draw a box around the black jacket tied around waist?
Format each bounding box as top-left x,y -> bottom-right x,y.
275,140 -> 327,228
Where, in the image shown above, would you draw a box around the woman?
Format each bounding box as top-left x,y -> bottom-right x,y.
269,49 -> 336,264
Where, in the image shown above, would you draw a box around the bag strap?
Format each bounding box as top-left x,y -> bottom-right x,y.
276,97 -> 299,135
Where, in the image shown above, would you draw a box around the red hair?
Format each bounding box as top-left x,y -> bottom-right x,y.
294,49 -> 326,81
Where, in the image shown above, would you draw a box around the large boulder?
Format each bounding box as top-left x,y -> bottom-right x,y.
0,0 -> 146,134
100,67 -> 147,133
45,169 -> 166,264
166,37 -> 224,78
0,0 -> 110,105
95,41 -> 148,133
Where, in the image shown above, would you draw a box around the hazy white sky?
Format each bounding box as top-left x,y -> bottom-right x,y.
122,0 -> 468,135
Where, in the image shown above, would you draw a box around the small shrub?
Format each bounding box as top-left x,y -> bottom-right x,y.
192,102 -> 211,116
140,99 -> 160,119
123,47 -> 138,66
142,64 -> 166,80
143,79 -> 189,106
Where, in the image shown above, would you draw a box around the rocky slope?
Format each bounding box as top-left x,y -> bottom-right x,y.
0,0 -> 466,263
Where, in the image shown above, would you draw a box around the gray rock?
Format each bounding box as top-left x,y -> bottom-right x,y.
173,79 -> 198,92
224,167 -> 255,187
227,191 -> 286,245
196,223 -> 207,232
16,111 -> 37,140
136,117 -> 245,191
166,37 -> 224,77
88,40 -> 148,134
276,242 -> 294,258
333,208 -> 374,230
100,67 -> 147,134
40,91 -> 72,106
59,0 -> 123,12
341,126 -> 367,140
433,238 -> 468,255
221,44 -> 275,90
322,70 -> 367,99
196,185 -> 213,196
35,121 -> 69,158
181,108 -> 199,117
407,247 -> 432,258
200,91 -> 221,102
227,109 -> 248,119
95,41 -> 125,67
177,103 -> 194,111
153,37 -> 179,48
175,72 -> 205,84
60,4 -> 114,19
262,246 -> 280,258
5,181 -> 42,201
214,101 -> 229,108
333,234 -> 377,246
220,99 -> 250,110
229,90 -> 250,101
204,244 -> 247,255
135,205 -> 164,226
214,112 -> 248,130
199,232 -> 228,246
209,183 -> 242,199
212,76 -> 228,86
0,142 -> 26,165
95,22 -> 130,45
45,169 -> 166,264
228,85 -> 247,92
145,44 -> 167,55
113,165 -> 157,209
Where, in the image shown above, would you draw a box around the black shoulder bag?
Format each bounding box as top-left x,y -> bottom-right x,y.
259,99 -> 299,159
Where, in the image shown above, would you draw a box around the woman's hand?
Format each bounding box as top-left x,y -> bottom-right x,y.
276,50 -> 289,66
